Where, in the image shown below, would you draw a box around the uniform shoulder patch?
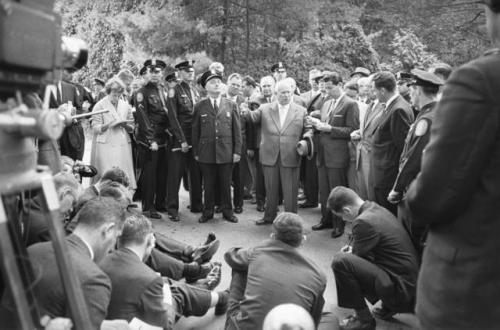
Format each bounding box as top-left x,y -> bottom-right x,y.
136,92 -> 144,102
415,119 -> 429,137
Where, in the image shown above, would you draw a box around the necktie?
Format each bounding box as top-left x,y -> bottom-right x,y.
213,100 -> 219,113
57,84 -> 62,104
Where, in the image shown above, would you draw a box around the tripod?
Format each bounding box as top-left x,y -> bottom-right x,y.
0,104 -> 92,329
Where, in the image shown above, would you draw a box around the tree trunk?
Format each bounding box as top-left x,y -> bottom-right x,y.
221,0 -> 230,63
245,0 -> 250,65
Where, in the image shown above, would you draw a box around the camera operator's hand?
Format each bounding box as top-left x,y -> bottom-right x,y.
341,245 -> 352,253
150,141 -> 159,151
181,142 -> 189,153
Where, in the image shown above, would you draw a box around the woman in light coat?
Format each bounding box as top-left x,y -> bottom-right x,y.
90,77 -> 136,190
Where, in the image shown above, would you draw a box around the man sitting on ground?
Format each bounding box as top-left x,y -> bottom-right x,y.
27,197 -> 129,330
224,212 -> 327,330
328,187 -> 419,330
100,212 -> 229,328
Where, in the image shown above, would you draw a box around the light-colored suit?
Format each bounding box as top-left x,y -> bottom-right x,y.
248,102 -> 310,221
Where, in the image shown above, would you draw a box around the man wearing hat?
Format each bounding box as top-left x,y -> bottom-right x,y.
387,69 -> 443,255
192,70 -> 242,224
310,72 -> 360,238
165,60 -> 203,222
350,67 -> 371,82
301,69 -> 322,103
271,62 -> 287,82
133,59 -> 175,219
93,77 -> 107,102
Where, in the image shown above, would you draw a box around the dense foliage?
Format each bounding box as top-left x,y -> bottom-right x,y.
56,0 -> 489,89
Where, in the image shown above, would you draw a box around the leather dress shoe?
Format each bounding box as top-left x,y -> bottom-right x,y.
198,214 -> 214,223
256,204 -> 265,212
224,214 -> 239,223
204,232 -> 217,245
297,192 -> 306,201
143,210 -> 162,219
255,218 -> 273,226
192,240 -> 220,264
190,206 -> 203,213
185,262 -> 215,283
234,206 -> 243,214
192,262 -> 222,291
339,315 -> 376,330
372,305 -> 396,320
311,221 -> 333,231
299,201 -> 318,208
331,228 -> 344,238
168,213 -> 180,222
214,289 -> 230,316
215,206 -> 222,213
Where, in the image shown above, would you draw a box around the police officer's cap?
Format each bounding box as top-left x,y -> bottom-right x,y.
350,67 -> 371,78
175,60 -> 195,70
200,69 -> 223,88
94,78 -> 105,86
165,70 -> 178,82
409,69 -> 444,88
270,62 -> 286,73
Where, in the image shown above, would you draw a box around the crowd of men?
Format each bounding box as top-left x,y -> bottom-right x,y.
9,1 -> 500,329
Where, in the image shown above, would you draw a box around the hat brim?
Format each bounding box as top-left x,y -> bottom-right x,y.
305,135 -> 314,160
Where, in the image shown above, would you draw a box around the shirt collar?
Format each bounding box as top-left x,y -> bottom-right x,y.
278,102 -> 290,110
79,236 -> 95,260
385,93 -> 399,109
209,96 -> 222,106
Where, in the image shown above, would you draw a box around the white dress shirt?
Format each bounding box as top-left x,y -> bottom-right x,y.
278,103 -> 290,128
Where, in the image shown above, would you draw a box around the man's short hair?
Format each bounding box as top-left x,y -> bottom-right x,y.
74,196 -> 126,230
119,211 -> 153,246
261,75 -> 276,85
100,182 -> 131,205
327,186 -> 359,213
372,71 -> 397,93
243,75 -> 257,88
53,172 -> 81,202
272,213 -> 305,247
227,73 -> 242,82
322,72 -> 343,85
101,167 -> 130,187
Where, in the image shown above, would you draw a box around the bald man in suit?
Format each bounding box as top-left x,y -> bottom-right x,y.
244,80 -> 312,225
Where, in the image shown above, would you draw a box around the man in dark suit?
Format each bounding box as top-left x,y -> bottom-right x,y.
370,71 -> 414,215
49,72 -> 85,161
404,3 -> 500,328
244,80 -> 312,225
299,72 -> 330,209
100,212 -> 229,329
224,213 -> 327,330
192,70 -> 242,224
329,187 -> 418,330
27,197 -> 128,330
166,60 -> 204,221
311,72 -> 360,238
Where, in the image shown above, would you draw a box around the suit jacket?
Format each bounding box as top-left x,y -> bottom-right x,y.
167,81 -> 199,146
355,101 -> 384,169
100,248 -> 171,329
371,95 -> 414,188
50,81 -> 85,153
225,239 -> 327,330
248,102 -> 310,167
316,94 -> 360,168
249,94 -> 273,148
405,49 -> 500,329
292,94 -> 307,108
353,201 -> 419,311
192,98 -> 242,164
27,235 -> 111,330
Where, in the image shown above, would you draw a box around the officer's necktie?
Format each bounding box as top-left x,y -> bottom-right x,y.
213,100 -> 219,113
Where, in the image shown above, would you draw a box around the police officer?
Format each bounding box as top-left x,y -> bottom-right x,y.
388,69 -> 443,254
165,60 -> 203,222
192,70 -> 242,224
133,59 -> 175,219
